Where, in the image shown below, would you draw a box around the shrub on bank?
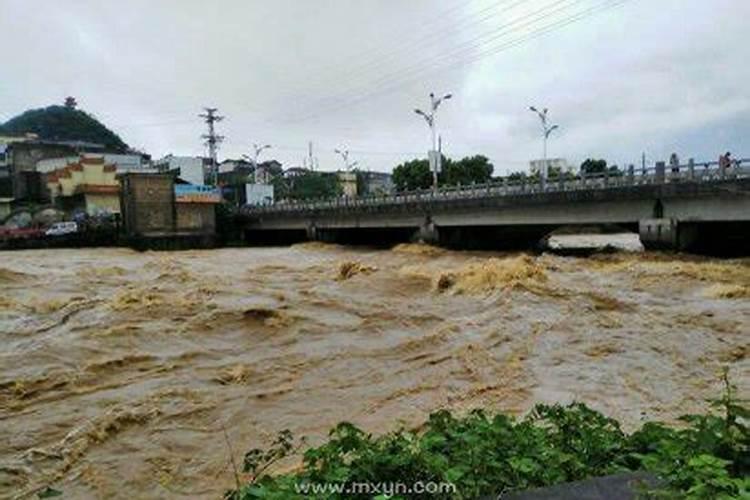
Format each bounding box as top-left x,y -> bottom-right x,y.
227,373 -> 748,499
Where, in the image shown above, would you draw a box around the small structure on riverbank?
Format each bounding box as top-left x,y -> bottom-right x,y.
118,172 -> 219,249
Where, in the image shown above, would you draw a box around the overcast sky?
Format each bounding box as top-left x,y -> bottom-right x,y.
1,0 -> 747,174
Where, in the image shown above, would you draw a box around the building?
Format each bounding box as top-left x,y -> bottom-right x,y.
174,184 -> 221,235
218,158 -> 254,174
119,173 -> 175,239
245,183 -> 274,206
337,171 -> 357,198
119,172 -> 219,248
283,166 -> 311,179
153,155 -> 207,185
0,135 -> 115,203
217,163 -> 254,207
529,158 -> 570,177
255,160 -> 282,184
37,153 -> 151,175
45,156 -> 120,215
0,197 -> 13,220
359,171 -> 394,196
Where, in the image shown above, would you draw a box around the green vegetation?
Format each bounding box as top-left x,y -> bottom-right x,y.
228,372 -> 747,499
393,158 -> 433,191
392,155 -> 494,192
0,105 -> 128,152
580,158 -> 622,177
274,172 -> 342,201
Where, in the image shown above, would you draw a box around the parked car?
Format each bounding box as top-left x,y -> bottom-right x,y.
45,221 -> 78,237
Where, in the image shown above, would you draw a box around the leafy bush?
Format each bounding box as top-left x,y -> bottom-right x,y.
228,373 -> 748,499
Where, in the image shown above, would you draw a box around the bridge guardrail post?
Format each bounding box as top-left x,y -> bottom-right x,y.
655,161 -> 666,184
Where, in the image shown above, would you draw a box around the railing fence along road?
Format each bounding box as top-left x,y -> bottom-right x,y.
243,158 -> 750,215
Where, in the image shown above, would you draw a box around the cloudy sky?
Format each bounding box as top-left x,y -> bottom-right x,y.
1,0 -> 747,174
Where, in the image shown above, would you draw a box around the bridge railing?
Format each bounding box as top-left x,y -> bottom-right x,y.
243,158 -> 750,214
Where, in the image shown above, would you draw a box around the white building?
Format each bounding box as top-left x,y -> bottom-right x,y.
153,155 -> 206,185
246,183 -> 274,205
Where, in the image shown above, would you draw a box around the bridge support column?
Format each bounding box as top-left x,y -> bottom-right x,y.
306,224 -> 317,241
639,218 -> 698,252
413,219 -> 439,244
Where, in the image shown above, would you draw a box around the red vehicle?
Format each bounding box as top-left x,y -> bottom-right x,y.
0,227 -> 44,240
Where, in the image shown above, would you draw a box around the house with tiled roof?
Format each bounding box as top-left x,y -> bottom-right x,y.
45,156 -> 120,215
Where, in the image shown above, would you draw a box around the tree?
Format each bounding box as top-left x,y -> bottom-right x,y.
64,97 -> 78,109
286,172 -> 341,200
441,155 -> 493,186
393,155 -> 495,192
0,105 -> 128,152
580,158 -> 622,177
393,159 -> 432,191
580,158 -> 608,175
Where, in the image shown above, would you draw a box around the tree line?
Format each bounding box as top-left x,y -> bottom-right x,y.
392,156 -> 617,192
254,156 -> 617,200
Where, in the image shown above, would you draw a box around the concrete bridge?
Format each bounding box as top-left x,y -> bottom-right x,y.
240,159 -> 750,254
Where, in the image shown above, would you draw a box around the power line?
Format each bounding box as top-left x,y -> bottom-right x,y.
276,0 -> 593,123
281,0 -> 629,124
283,0 -> 527,100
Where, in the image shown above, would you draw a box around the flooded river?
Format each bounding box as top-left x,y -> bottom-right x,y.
0,243 -> 748,498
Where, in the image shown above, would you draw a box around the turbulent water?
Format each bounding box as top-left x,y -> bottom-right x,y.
0,243 -> 748,498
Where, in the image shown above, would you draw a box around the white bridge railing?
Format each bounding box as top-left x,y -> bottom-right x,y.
244,158 -> 750,215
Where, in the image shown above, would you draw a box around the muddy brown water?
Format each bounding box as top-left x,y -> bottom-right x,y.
0,243 -> 748,498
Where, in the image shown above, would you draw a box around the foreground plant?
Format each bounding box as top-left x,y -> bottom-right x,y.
227,373 -> 748,499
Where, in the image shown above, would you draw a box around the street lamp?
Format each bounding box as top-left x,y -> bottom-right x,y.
415,92 -> 452,191
242,143 -> 271,183
529,106 -> 559,181
334,148 -> 358,171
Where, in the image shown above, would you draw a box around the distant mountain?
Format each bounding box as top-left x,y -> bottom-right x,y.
0,105 -> 129,152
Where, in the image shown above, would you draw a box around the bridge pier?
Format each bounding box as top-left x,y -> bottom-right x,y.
413,219 -> 439,244
639,219 -> 750,255
639,218 -> 682,251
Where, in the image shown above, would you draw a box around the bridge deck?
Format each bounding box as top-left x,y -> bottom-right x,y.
242,160 -> 750,219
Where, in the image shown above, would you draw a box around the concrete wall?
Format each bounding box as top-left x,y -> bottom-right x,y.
176,203 -> 215,233
119,173 -> 175,237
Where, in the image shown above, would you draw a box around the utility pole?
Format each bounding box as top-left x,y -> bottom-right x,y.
199,107 -> 224,186
415,92 -> 452,192
529,106 -> 559,182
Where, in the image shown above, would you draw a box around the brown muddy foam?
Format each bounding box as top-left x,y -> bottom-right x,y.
0,246 -> 748,498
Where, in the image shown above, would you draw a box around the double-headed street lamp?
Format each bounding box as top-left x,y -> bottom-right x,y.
415,92 -> 452,191
334,148 -> 358,171
529,106 -> 559,181
243,143 -> 272,183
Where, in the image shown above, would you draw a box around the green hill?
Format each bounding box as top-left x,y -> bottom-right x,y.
0,105 -> 129,152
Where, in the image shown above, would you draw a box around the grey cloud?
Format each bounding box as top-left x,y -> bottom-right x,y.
1,0 -> 747,173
